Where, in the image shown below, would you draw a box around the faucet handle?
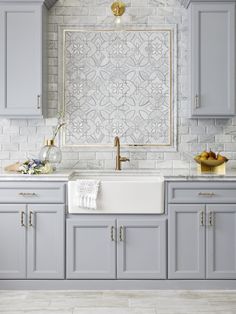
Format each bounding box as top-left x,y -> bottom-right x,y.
120,157 -> 130,163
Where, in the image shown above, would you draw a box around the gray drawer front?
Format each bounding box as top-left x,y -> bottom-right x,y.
0,182 -> 66,203
168,182 -> 236,204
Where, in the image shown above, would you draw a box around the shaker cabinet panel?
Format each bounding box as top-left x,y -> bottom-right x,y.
206,205 -> 236,279
27,204 -> 65,279
0,3 -> 47,118
0,204 -> 26,279
191,3 -> 235,117
66,218 -> 116,279
117,219 -> 167,279
168,204 -> 205,279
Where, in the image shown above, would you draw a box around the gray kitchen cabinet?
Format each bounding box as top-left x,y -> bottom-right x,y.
168,204 -> 205,279
117,219 -> 166,279
0,1 -> 48,118
67,216 -> 167,280
66,218 -> 116,279
0,181 -> 66,280
190,2 -> 235,117
0,204 -> 65,279
27,204 -> 65,279
207,205 -> 236,279
0,204 -> 26,279
168,182 -> 236,280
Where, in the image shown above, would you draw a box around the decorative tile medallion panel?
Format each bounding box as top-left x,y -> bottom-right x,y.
62,28 -> 175,148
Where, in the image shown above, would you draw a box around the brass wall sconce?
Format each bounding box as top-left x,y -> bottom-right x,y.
111,1 -> 126,25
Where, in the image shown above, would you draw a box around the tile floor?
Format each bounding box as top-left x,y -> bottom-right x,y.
0,290 -> 235,314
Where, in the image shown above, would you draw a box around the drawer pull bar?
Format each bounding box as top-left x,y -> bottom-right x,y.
209,212 -> 214,226
111,226 -> 115,241
37,95 -> 41,109
119,226 -> 125,242
20,211 -> 25,227
200,211 -> 205,226
195,94 -> 200,109
198,192 -> 215,197
19,192 -> 37,197
29,211 -> 34,227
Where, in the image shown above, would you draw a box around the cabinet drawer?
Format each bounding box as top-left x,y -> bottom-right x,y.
168,182 -> 236,204
0,182 -> 66,203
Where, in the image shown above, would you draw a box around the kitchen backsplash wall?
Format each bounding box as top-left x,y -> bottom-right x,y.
1,0 -> 236,171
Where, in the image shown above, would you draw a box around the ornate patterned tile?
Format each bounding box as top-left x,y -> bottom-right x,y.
61,28 -> 176,148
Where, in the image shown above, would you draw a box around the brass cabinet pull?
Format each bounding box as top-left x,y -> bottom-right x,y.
20,211 -> 25,227
29,211 -> 34,227
195,94 -> 200,108
200,211 -> 205,226
111,226 -> 115,241
119,226 -> 124,242
209,211 -> 214,227
19,192 -> 37,197
37,95 -> 41,109
198,192 -> 215,197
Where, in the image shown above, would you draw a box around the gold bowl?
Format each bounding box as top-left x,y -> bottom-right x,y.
194,157 -> 228,167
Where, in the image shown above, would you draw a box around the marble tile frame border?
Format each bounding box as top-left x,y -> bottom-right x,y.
58,24 -> 177,152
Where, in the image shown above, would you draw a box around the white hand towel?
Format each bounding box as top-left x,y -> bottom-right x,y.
77,180 -> 100,210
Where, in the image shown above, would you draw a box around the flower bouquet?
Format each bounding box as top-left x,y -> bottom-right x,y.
18,159 -> 54,175
5,159 -> 54,175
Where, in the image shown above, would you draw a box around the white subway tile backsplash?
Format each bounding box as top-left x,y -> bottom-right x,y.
147,152 -> 164,160
96,152 -> 113,160
2,144 -> 19,152
138,160 -> 156,169
0,152 -> 10,160
173,160 -> 189,169
79,152 -> 96,160
55,6 -> 89,15
20,127 -> 37,136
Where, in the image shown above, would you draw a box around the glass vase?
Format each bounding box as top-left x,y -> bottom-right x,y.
39,139 -> 62,170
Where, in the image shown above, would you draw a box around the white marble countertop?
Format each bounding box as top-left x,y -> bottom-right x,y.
70,169 -> 236,181
1,168 -> 236,181
0,170 -> 73,181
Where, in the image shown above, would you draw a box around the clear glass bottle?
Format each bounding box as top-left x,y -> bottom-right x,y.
39,139 -> 62,170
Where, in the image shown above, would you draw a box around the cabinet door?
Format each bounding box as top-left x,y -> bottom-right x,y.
0,204 -> 26,279
66,218 -> 116,279
0,4 -> 43,117
207,205 -> 236,279
191,3 -> 235,117
117,218 -> 166,279
168,204 -> 205,279
27,204 -> 65,279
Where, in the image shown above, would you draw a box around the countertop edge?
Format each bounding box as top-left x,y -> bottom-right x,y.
1,169 -> 236,181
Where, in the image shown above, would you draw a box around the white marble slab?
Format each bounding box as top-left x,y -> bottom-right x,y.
0,170 -> 73,181
2,168 -> 236,181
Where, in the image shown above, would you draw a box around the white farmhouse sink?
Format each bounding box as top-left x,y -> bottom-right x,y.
68,175 -> 164,214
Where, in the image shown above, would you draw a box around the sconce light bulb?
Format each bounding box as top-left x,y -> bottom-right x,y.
115,16 -> 121,25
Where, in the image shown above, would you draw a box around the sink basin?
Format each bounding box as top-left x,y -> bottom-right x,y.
68,175 -> 164,214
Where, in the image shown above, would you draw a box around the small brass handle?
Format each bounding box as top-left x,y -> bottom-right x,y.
111,226 -> 115,241
120,157 -> 130,163
37,95 -> 41,109
19,192 -> 37,197
198,192 -> 215,197
20,211 -> 25,227
119,226 -> 124,242
195,94 -> 200,109
29,211 -> 34,227
209,211 -> 214,227
200,211 -> 205,226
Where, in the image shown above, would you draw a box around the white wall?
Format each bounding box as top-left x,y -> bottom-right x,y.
1,0 -> 236,171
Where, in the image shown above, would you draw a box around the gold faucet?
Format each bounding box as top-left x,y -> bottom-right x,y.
114,136 -> 130,170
